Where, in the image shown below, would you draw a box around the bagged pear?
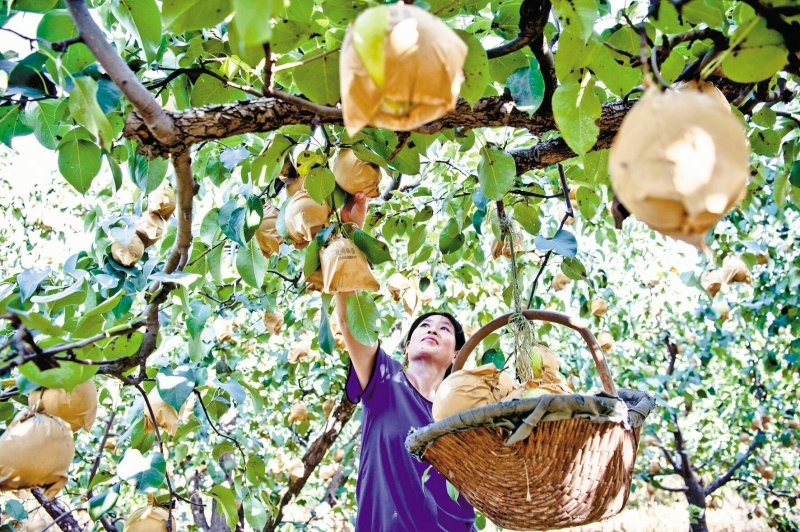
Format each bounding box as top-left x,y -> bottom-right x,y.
112,234 -> 145,266
288,401 -> 308,424
551,271 -> 571,291
280,173 -> 306,196
135,212 -> 166,247
320,237 -> 380,293
284,190 -> 331,247
147,186 -> 176,219
610,83 -> 749,248
28,379 -> 97,432
590,298 -> 608,317
333,149 -> 382,198
255,204 -> 283,258
304,268 -> 325,293
288,338 -> 312,364
701,269 -> 725,297
432,364 -> 515,421
340,2 -> 468,134
263,310 -> 284,335
143,388 -> 179,437
0,411 -> 74,498
722,255 -> 751,284
124,504 -> 177,532
387,272 -> 411,300
503,344 -> 574,400
597,331 -> 615,351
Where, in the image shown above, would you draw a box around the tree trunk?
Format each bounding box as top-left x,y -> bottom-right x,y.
685,475 -> 708,532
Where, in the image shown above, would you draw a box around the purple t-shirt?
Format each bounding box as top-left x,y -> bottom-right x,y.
346,347 -> 476,531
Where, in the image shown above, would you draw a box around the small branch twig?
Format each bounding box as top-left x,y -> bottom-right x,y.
705,430 -> 763,496
31,489 -> 83,532
526,163 -> 572,307
193,388 -> 246,467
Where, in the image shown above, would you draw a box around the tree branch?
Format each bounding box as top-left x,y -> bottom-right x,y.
264,393 -> 357,532
486,0 -> 548,59
31,489 -> 83,532
705,430 -> 763,496
40,322 -> 145,356
65,0 -> 179,146
165,150 -> 197,273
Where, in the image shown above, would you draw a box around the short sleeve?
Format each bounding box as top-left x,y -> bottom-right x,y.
345,346 -> 401,404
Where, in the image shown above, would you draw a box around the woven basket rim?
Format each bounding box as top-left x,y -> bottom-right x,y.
406,388 -> 655,458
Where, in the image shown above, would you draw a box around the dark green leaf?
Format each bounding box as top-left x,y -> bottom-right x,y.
318,297 -> 335,355
236,240 -> 268,288
561,257 -> 587,280
480,348 -> 504,370
506,57 -> 545,114
58,139 -> 101,193
353,230 -> 392,265
88,485 -> 120,520
345,292 -> 379,346
157,366 -> 195,411
304,239 -> 321,278
306,166 -> 336,205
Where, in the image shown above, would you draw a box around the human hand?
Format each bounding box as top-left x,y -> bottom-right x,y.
341,192 -> 368,228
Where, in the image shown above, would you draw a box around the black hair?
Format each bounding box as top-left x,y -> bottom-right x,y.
403,312 -> 466,378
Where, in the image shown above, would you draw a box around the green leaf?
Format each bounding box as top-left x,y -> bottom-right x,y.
162,0 -> 232,32
251,134 -> 293,184
561,257 -> 587,280
353,230 -> 393,265
0,105 -> 33,147
720,17 -> 788,82
514,203 -> 541,236
478,147 -> 516,201
552,77 -> 601,155
589,36 -> 641,97
480,348 -> 505,370
789,161 -> 800,188
17,266 -> 50,302
407,225 -> 427,255
5,499 -> 27,521
244,492 -> 269,531
111,0 -> 162,62
318,297 -> 335,355
220,206 -> 247,247
345,292 -> 379,346
489,49 -> 529,84
236,240 -> 268,288
303,239 -> 321,278
306,166 -> 336,205
157,366 -> 195,411
190,74 -> 246,106
446,479 -> 460,502
554,26 -> 598,83
88,485 -> 120,520
457,31 -> 490,105
438,218 -> 465,254
208,485 -> 239,531
534,229 -> 578,258
232,0 -> 272,48
24,100 -> 68,150
552,0 -> 597,43
576,186 -> 601,220
58,139 -> 101,193
130,152 -> 168,193
507,57 -> 545,114
118,449 -> 166,493
69,77 -> 114,149
293,50 -> 340,105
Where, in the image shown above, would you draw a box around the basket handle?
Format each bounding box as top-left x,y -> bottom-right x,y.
453,309 -> 618,397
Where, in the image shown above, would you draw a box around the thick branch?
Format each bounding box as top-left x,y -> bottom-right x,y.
265,393 -> 357,532
31,489 -> 83,532
165,150 -> 197,273
705,430 -> 763,495
65,0 -> 179,146
486,0 -> 547,59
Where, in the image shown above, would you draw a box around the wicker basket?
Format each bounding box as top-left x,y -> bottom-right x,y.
405,310 -> 655,531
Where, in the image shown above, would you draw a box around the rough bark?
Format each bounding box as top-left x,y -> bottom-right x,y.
264,393 -> 357,532
31,489 -> 82,532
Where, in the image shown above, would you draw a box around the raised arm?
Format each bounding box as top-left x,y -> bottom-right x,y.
336,193 -> 379,390
335,291 -> 379,391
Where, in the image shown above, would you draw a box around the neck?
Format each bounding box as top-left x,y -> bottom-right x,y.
405,361 -> 448,401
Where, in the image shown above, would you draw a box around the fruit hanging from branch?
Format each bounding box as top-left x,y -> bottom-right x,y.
28,380 -> 98,432
333,149 -> 383,198
0,411 -> 74,498
284,190 -> 331,247
340,2 -> 468,134
610,82 -> 749,249
320,237 -> 380,293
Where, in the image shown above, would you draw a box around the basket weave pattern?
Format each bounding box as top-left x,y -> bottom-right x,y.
421,418 -> 640,530
405,310 -> 654,531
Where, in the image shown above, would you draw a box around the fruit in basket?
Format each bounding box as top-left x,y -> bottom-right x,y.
432,364 -> 514,421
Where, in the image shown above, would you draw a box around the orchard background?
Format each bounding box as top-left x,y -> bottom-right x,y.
0,0 -> 798,530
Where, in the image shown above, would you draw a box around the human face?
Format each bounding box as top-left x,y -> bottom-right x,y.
406,314 -> 458,368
